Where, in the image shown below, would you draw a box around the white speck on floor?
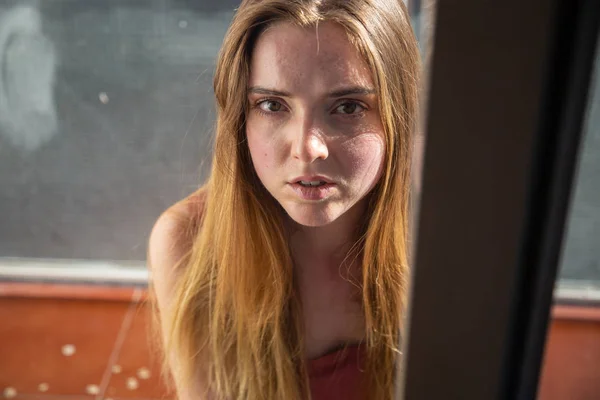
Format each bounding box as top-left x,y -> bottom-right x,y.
137,367 -> 151,380
126,377 -> 139,390
85,384 -> 100,395
61,344 -> 76,356
3,387 -> 17,398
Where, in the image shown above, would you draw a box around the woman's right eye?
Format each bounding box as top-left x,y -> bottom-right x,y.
257,99 -> 284,113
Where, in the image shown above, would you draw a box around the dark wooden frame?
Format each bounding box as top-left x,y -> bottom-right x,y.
398,0 -> 600,398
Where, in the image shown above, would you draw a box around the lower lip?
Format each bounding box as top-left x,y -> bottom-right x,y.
289,182 -> 335,200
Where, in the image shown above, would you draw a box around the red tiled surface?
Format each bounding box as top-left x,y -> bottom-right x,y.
538,306 -> 600,400
103,302 -> 174,400
0,283 -> 167,400
0,297 -> 127,398
1,282 -> 599,400
0,282 -> 146,303
551,304 -> 600,322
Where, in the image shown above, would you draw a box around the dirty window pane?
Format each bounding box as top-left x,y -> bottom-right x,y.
0,1 -> 237,262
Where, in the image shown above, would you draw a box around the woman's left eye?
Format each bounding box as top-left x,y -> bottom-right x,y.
334,102 -> 366,115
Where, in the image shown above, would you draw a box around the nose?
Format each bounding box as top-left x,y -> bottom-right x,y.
290,115 -> 329,163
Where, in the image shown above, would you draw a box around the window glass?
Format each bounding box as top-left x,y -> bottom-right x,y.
555,32 -> 600,297
0,0 -> 236,262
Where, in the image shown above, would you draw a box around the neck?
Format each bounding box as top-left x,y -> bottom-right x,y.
287,198 -> 369,277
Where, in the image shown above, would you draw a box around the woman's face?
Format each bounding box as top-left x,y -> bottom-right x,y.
246,21 -> 385,227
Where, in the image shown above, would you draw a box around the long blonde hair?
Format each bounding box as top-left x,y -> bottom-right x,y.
152,1 -> 420,399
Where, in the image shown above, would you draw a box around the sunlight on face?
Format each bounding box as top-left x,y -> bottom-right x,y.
246,21 -> 385,227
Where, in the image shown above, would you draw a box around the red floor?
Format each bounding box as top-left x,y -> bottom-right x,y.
0,284 -> 172,400
538,306 -> 600,400
1,283 -> 599,400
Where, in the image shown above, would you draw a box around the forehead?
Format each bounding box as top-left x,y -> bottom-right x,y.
248,21 -> 374,93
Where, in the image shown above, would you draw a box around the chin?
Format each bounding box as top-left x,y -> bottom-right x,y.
283,203 -> 341,227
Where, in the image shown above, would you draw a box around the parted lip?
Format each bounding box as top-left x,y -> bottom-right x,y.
290,175 -> 334,184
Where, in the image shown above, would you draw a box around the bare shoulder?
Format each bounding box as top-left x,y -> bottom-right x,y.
148,187 -> 207,307
147,187 -> 211,399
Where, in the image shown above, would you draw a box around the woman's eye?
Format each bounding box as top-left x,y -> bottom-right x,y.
334,102 -> 365,115
258,100 -> 283,112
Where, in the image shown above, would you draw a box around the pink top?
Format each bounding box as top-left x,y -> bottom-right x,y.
307,343 -> 368,400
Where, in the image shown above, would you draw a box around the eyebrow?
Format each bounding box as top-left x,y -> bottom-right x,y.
328,87 -> 377,98
247,86 -> 377,98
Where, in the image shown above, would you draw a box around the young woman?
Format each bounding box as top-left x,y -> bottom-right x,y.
148,0 -> 420,399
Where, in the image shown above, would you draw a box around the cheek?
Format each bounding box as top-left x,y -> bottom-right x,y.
246,124 -> 281,185
247,131 -> 269,170
340,133 -> 385,187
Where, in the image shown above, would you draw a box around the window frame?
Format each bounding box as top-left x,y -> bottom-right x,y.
398,0 -> 600,399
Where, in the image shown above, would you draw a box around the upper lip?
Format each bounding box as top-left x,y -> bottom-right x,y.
290,175 -> 334,184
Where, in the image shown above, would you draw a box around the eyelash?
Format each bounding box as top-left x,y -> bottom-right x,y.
252,98 -> 368,118
253,99 -> 285,117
